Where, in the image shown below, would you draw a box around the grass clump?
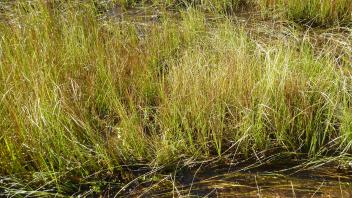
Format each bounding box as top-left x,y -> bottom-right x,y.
1,0 -> 352,196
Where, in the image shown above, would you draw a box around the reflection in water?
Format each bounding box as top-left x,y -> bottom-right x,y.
127,164 -> 352,197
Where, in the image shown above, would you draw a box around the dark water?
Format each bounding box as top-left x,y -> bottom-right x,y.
121,163 -> 352,197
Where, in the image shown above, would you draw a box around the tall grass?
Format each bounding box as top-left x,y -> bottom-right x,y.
0,0 -> 352,195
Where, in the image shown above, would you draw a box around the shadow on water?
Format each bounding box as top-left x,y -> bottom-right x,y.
124,161 -> 352,197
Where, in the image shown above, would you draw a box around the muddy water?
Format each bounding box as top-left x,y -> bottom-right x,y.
173,171 -> 352,197
126,164 -> 352,197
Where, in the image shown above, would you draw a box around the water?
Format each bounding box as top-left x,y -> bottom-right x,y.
123,163 -> 352,197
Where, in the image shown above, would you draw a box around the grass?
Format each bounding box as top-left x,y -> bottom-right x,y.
0,0 -> 352,196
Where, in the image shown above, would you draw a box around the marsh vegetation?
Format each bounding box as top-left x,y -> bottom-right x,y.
0,0 -> 352,196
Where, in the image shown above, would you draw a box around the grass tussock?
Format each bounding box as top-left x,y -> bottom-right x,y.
1,0 -> 352,196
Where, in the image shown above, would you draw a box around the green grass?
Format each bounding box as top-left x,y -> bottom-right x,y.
0,0 -> 352,196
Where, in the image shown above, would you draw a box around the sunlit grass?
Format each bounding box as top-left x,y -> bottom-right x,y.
0,0 -> 352,196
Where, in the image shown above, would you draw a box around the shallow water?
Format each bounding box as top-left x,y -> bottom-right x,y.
123,164 -> 352,197
176,171 -> 352,197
